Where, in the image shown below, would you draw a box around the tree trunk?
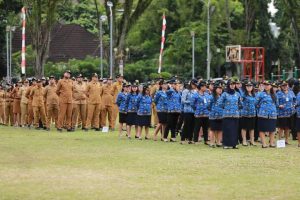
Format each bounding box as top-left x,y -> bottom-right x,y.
225,0 -> 233,43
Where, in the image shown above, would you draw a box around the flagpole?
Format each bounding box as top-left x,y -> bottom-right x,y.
158,13 -> 166,74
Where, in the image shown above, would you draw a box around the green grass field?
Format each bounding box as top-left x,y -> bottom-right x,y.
0,126 -> 300,200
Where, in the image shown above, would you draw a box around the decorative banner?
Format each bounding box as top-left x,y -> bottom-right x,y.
158,14 -> 166,74
21,7 -> 26,74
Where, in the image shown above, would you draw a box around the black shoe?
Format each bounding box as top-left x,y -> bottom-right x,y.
262,145 -> 268,148
67,129 -> 73,132
135,136 -> 139,139
233,146 -> 239,149
35,127 -> 40,130
57,128 -> 63,132
145,137 -> 151,140
95,128 -> 101,131
269,145 -> 276,148
216,144 -> 223,148
209,144 -> 216,148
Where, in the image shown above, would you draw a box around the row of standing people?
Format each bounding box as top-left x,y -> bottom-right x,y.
0,71 -> 124,132
116,78 -> 300,148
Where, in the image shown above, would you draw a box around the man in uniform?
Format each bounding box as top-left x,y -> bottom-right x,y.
30,79 -> 46,129
25,78 -> 37,128
44,75 -> 59,131
56,70 -> 73,132
111,74 -> 123,130
4,84 -> 14,126
19,79 -> 29,127
101,77 -> 114,130
0,85 -> 5,124
72,74 -> 87,131
11,81 -> 22,126
86,73 -> 102,131
150,79 -> 160,127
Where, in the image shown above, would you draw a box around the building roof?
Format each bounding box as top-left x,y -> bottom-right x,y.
12,23 -> 101,62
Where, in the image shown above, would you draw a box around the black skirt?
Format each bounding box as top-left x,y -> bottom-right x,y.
240,117 -> 255,131
257,118 -> 276,132
209,119 -> 222,131
126,112 -> 137,126
157,112 -> 168,124
119,113 -> 127,123
277,117 -> 292,129
222,118 -> 239,147
136,115 -> 151,127
295,118 -> 300,132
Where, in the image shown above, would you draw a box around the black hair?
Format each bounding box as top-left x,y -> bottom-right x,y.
212,87 -> 221,100
244,85 -> 255,97
142,86 -> 149,96
130,86 -> 139,94
264,88 -> 276,102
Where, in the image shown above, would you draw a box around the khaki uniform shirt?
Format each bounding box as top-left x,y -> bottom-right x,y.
44,84 -> 59,105
19,86 -> 29,104
86,81 -> 102,104
101,84 -> 114,106
73,82 -> 87,105
56,78 -> 73,104
30,86 -> 45,107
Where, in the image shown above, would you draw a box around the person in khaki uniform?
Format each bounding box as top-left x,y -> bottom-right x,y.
101,78 -> 114,130
71,74 -> 87,131
0,85 -> 5,124
11,81 -> 22,126
4,85 -> 14,126
111,75 -> 123,129
19,79 -> 29,127
86,73 -> 102,131
56,70 -> 73,132
44,75 -> 59,131
30,79 -> 46,129
25,78 -> 37,128
150,80 -> 159,127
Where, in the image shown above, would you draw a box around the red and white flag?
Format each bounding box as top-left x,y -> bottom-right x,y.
21,7 -> 26,74
158,14 -> 166,74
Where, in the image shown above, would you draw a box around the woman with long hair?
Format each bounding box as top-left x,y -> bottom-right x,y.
180,80 -> 197,144
208,82 -> 223,147
256,81 -> 277,148
126,83 -> 139,139
136,85 -> 152,140
217,79 -> 241,149
153,80 -> 168,141
240,81 -> 257,146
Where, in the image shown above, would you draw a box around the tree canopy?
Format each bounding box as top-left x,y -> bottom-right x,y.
0,0 -> 300,81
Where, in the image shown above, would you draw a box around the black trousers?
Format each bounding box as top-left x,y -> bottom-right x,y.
291,113 -> 297,140
193,117 -> 209,142
164,113 -> 180,139
254,117 -> 259,141
181,113 -> 195,141
176,112 -> 184,135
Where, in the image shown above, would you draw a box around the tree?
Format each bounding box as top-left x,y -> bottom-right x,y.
23,0 -> 65,78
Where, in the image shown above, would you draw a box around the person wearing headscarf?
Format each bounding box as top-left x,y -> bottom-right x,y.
217,79 -> 241,149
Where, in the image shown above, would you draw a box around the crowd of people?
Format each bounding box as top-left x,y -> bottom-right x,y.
1,70 -> 300,149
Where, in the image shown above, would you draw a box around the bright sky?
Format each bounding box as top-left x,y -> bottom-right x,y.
268,0 -> 278,17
